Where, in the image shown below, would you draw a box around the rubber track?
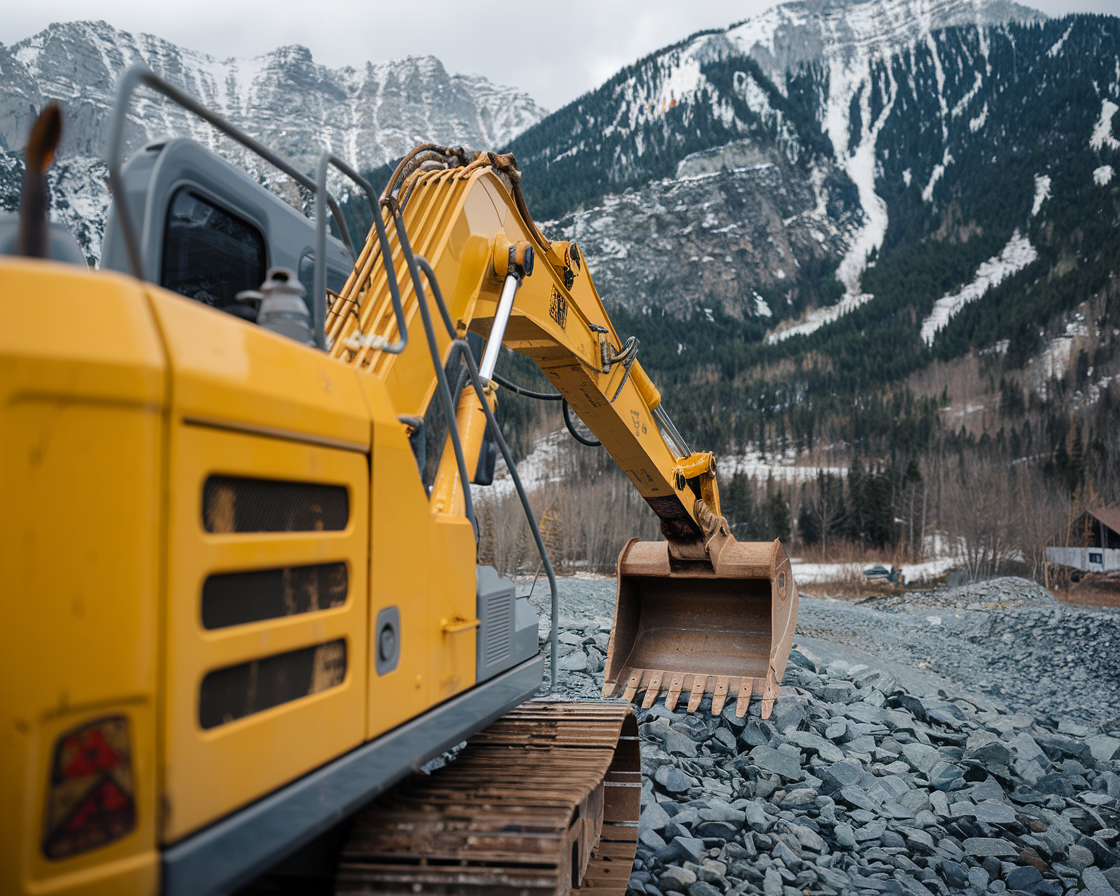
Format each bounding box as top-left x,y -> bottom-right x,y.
335,701 -> 640,896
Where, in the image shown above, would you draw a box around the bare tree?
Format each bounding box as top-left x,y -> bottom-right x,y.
941,457 -> 1019,581
1014,465 -> 1069,589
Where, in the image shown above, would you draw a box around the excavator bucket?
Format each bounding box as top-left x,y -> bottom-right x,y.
602,537 -> 798,719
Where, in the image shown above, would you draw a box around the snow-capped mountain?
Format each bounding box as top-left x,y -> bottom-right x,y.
0,20 -> 547,262
511,0 -> 1118,366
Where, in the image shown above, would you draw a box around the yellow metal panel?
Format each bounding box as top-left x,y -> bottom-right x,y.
0,260 -> 163,896
428,515 -> 478,702
147,288 -> 371,452
358,376 -> 434,737
160,425 -> 368,841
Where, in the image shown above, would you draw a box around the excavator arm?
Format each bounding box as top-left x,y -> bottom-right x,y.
327,147 -> 798,718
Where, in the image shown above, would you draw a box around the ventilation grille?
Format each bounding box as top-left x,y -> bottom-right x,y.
483,592 -> 512,668
202,476 -> 349,533
202,563 -> 348,630
198,640 -> 347,730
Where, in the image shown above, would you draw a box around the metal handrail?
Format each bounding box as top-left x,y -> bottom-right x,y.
315,152 -> 408,354
105,64 -> 356,319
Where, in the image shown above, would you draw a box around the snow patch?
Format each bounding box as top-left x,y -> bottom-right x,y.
1047,24 -> 1074,58
920,231 -> 1038,346
1031,174 -> 1051,216
1094,164 -> 1115,186
720,448 -> 845,484
922,163 -> 946,202
1090,99 -> 1120,151
767,293 -> 874,344
969,102 -> 988,133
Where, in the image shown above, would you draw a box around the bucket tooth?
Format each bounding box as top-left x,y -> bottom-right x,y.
711,677 -> 730,716
735,678 -> 754,719
623,673 -> 643,703
761,668 -> 778,720
641,672 -> 664,709
687,676 -> 708,713
665,676 -> 684,712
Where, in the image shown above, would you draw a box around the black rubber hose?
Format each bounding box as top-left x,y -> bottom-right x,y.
414,255 -> 561,693
491,371 -> 563,402
563,399 -> 602,447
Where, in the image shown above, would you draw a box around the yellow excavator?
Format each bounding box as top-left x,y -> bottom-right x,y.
0,67 -> 798,896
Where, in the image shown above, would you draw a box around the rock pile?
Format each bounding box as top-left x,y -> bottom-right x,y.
529,575 -> 1120,895
866,577 -> 1057,613
624,647 -> 1120,896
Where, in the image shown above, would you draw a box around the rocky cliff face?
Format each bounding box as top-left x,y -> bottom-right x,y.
0,20 -> 547,262
545,150 -> 857,325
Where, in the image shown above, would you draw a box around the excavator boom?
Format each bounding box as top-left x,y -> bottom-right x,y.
327,146 -> 799,717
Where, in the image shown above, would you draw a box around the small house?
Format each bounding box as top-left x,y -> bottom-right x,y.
1047,506 -> 1120,572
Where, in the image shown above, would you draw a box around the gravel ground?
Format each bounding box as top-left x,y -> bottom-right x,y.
524,574 -> 1120,896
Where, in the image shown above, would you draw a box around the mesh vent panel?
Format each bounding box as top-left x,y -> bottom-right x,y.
202,563 -> 348,629
202,476 -> 348,533
483,592 -> 512,667
199,640 -> 347,730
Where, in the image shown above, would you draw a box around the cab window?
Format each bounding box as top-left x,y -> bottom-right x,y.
161,188 -> 266,308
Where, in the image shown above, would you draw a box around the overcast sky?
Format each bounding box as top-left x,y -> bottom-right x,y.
1,0 -> 1114,110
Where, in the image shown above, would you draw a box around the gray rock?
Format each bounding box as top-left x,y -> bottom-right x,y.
789,824 -> 826,852
700,801 -> 746,825
739,722 -> 769,749
786,729 -> 845,763
938,858 -> 969,888
1087,736 -> 1120,763
906,828 -> 936,850
655,765 -> 693,794
1070,844 -> 1097,870
1005,866 -> 1043,890
665,730 -> 699,758
639,827 -> 667,849
957,800 -> 1019,823
558,646 -> 589,671
658,866 -> 698,892
902,743 -> 942,775
881,830 -> 905,848
642,800 -> 672,832
769,702 -> 808,735
838,785 -> 879,812
964,731 -> 1012,768
834,822 -> 856,849
659,836 -> 707,864
742,801 -> 773,831
1009,732 -> 1049,763
749,745 -> 802,781
697,860 -> 727,883
963,837 -> 1020,857
779,787 -> 817,807
762,868 -> 783,896
928,760 -> 965,790
687,882 -> 722,896
1083,867 -> 1120,896
819,759 -> 864,794
824,719 -> 847,741
968,865 -> 991,891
